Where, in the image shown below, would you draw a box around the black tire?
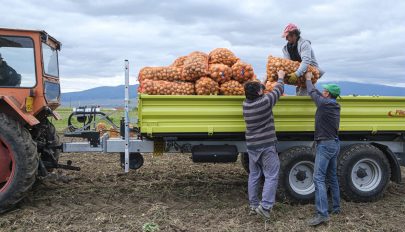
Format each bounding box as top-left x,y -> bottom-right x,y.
240,152 -> 249,173
0,113 -> 38,213
337,143 -> 390,202
120,152 -> 144,170
278,146 -> 315,204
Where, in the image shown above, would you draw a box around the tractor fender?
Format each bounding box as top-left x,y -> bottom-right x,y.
0,96 -> 39,126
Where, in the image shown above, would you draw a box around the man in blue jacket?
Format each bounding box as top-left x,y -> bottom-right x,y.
282,23 -> 324,96
305,72 -> 341,226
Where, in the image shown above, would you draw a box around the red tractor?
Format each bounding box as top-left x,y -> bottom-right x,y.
0,28 -> 62,212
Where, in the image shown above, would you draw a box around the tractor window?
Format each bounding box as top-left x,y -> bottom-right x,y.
0,36 -> 36,88
42,43 -> 59,77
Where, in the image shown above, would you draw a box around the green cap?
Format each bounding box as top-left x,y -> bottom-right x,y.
322,84 -> 341,97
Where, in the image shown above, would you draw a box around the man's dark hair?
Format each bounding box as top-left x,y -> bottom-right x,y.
244,81 -> 264,100
289,29 -> 301,37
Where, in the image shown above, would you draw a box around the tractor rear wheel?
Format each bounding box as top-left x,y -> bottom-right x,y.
0,113 -> 38,213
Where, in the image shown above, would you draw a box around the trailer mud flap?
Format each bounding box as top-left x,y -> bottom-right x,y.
153,140 -> 164,157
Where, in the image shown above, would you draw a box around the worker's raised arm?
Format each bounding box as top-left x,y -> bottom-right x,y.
266,70 -> 285,107
305,72 -> 326,107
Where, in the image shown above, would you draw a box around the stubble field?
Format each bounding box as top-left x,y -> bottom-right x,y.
1,136 -> 405,232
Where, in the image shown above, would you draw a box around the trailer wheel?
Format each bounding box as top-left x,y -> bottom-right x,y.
0,113 -> 38,213
240,152 -> 249,173
120,152 -> 144,170
338,144 -> 390,202
278,146 -> 315,204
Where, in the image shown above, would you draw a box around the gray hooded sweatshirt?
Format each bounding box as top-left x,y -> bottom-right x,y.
282,37 -> 325,77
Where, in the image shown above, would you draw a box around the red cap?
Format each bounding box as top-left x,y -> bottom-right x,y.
282,23 -> 299,38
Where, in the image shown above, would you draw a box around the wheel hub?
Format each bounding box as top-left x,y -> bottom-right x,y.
289,161 -> 315,195
356,167 -> 368,179
351,158 -> 382,192
295,170 -> 308,181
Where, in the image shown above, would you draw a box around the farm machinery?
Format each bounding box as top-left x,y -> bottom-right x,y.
1,28 -> 405,213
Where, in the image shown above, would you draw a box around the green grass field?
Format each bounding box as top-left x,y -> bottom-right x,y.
52,107 -> 137,132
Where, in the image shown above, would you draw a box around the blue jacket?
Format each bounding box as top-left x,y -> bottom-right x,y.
306,80 -> 340,141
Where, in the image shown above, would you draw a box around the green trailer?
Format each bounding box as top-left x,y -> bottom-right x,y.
135,94 -> 405,203
138,94 -> 405,136
62,63 -> 404,204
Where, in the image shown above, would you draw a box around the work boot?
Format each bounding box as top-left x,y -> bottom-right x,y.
307,214 -> 329,226
255,205 -> 271,219
249,206 -> 257,216
329,209 -> 341,215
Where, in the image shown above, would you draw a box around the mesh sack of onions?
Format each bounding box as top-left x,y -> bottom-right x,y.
171,55 -> 188,68
139,79 -> 195,95
264,81 -> 279,93
182,51 -> 209,82
219,80 -> 245,95
209,64 -> 232,84
208,48 -> 239,67
195,77 -> 219,95
266,55 -> 320,87
138,66 -> 183,82
231,60 -> 255,83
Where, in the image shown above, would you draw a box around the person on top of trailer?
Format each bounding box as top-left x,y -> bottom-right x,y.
0,53 -> 21,87
305,72 -> 341,226
242,70 -> 285,219
282,23 -> 324,96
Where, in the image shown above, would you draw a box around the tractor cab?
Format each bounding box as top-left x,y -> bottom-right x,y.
0,28 -> 61,126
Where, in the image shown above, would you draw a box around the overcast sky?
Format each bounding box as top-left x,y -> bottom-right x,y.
1,0 -> 404,92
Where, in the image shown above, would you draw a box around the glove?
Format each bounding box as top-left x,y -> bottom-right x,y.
286,72 -> 298,85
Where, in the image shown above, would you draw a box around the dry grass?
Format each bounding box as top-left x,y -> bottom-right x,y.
1,138 -> 405,231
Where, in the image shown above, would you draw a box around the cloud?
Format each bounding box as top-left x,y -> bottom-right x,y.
1,0 -> 404,92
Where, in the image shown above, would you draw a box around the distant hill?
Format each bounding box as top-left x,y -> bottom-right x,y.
61,82 -> 405,107
326,82 -> 405,96
61,85 -> 138,107
283,81 -> 405,96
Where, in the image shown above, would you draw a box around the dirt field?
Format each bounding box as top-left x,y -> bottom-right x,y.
1,139 -> 405,232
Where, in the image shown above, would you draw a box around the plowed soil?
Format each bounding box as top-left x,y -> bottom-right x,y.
1,138 -> 405,231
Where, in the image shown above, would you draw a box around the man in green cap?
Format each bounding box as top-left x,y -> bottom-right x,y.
305,72 -> 341,226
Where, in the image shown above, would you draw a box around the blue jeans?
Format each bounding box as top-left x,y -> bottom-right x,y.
248,146 -> 280,210
314,139 -> 341,217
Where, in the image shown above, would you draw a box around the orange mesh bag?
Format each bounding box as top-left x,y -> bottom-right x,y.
195,77 -> 219,95
138,66 -> 183,82
264,81 -> 279,93
208,48 -> 239,67
182,51 -> 209,82
266,56 -> 320,87
231,60 -> 255,83
208,64 -> 232,84
220,80 -> 244,95
171,55 -> 188,68
139,79 -> 195,95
